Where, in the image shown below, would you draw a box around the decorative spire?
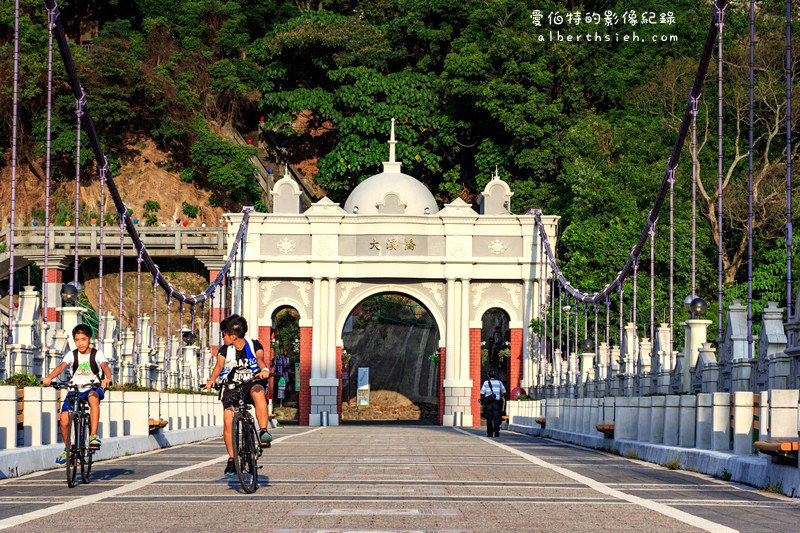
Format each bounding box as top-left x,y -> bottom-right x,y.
492,165 -> 500,180
283,164 -> 290,179
383,117 -> 402,173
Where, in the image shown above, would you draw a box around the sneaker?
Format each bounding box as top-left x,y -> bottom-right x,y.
55,449 -> 67,465
89,434 -> 101,449
259,429 -> 272,448
224,458 -> 236,477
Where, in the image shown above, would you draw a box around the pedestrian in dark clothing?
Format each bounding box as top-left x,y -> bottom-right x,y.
480,368 -> 506,437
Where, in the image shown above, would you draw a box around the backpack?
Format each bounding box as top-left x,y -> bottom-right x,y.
71,348 -> 103,380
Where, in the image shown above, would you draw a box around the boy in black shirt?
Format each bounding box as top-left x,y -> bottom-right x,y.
205,314 -> 271,476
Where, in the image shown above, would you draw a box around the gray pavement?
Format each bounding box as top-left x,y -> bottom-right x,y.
0,425 -> 798,532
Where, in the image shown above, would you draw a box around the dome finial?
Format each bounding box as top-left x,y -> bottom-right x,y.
283,164 -> 290,179
389,117 -> 397,163
383,118 -> 402,173
493,165 -> 500,180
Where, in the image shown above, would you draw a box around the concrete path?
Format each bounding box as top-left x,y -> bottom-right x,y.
0,425 -> 798,532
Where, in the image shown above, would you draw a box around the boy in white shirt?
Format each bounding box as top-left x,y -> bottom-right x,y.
43,324 -> 112,464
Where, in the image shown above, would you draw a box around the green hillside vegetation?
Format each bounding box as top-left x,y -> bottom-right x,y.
1,0 -> 798,340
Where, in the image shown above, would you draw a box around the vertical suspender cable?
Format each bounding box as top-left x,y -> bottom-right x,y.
717,5 -> 725,343
73,99 -> 82,285
7,0 -> 20,344
747,0 -> 755,360
633,258 -> 639,376
118,213 -> 125,341
550,277 -> 555,367
786,0 -> 793,326
135,250 -> 142,374
98,160 -> 106,340
650,220 -> 655,348
166,293 -> 172,382
619,286 -> 624,348
43,6 -> 55,329
669,164 -> 675,369
691,93 -> 699,299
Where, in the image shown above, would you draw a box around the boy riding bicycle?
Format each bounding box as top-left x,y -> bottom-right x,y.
43,324 -> 112,465
204,314 -> 272,476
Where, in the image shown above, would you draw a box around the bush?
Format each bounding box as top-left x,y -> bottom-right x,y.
108,383 -> 155,392
1,373 -> 41,387
182,201 -> 201,218
663,458 -> 681,470
143,200 -> 161,213
721,468 -> 732,481
164,387 -> 216,396
625,450 -> 639,460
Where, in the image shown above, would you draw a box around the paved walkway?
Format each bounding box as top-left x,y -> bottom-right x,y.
0,426 -> 799,532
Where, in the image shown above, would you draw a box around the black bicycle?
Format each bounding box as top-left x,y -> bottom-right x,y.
52,382 -> 101,488
216,370 -> 263,493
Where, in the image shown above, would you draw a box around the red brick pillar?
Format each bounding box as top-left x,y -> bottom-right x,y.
44,267 -> 63,323
299,326 -> 312,425
438,347 -> 446,425
508,328 -> 523,397
336,346 -> 343,415
257,326 -> 270,399
469,329 -> 482,425
209,270 -> 223,355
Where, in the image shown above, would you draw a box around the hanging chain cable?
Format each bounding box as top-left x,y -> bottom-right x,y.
527,1 -> 728,309
7,0 -> 20,344
747,0 -> 755,360
717,4 -> 725,343
42,5 -> 55,329
41,1 -> 252,307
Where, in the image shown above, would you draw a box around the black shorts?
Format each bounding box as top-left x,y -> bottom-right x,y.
220,379 -> 267,410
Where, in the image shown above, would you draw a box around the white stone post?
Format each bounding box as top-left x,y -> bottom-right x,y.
732,391 -> 754,456
695,393 -> 712,449
711,392 -> 730,451
681,319 -> 711,392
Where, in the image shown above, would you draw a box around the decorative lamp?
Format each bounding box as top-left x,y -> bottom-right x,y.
60,283 -> 79,306
182,331 -> 198,346
690,297 -> 708,319
580,338 -> 594,352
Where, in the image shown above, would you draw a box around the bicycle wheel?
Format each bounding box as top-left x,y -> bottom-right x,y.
65,412 -> 79,488
232,412 -> 257,493
80,416 -> 92,484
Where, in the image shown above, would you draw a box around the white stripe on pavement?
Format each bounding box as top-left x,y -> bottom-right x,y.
0,427 -> 322,530
454,428 -> 738,533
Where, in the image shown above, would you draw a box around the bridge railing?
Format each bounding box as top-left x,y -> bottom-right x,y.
11,226 -> 226,254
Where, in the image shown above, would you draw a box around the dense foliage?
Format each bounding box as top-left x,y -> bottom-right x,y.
1,0 -> 798,342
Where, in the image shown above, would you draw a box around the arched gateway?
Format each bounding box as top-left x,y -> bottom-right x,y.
224,121 -> 558,426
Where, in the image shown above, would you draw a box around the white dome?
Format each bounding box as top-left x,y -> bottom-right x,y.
344,169 -> 439,215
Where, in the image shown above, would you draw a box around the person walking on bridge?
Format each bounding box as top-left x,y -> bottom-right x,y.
480,368 -> 506,438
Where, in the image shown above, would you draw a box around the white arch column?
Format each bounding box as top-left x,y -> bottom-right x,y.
309,276 -> 340,426
522,278 -> 532,389
442,278 -> 473,426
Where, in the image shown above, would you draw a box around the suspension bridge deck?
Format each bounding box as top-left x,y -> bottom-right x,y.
9,226 -> 226,263
0,425 -> 797,532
